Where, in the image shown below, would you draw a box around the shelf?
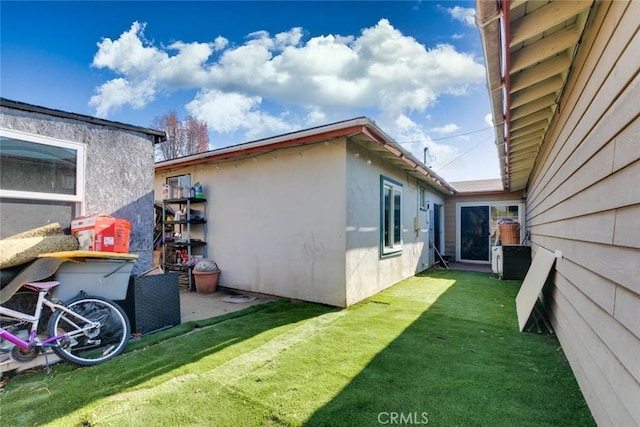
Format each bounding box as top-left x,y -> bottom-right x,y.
161,197 -> 207,292
163,263 -> 194,272
162,197 -> 207,204
164,219 -> 206,225
164,240 -> 206,248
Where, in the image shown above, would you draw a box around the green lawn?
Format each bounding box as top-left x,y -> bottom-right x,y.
0,270 -> 594,426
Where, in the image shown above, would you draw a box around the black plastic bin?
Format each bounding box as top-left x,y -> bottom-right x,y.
502,245 -> 532,280
118,273 -> 181,335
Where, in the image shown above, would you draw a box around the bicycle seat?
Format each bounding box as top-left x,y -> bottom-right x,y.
23,281 -> 60,291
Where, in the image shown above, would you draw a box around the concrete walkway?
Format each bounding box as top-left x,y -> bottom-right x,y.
179,287 -> 281,323
447,262 -> 493,273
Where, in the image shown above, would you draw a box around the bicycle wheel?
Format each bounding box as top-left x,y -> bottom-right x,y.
48,295 -> 130,366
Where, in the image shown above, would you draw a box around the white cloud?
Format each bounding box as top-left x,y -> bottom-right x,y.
446,6 -> 476,27
92,22 -> 164,75
185,89 -> 293,139
212,36 -> 228,51
484,113 -> 494,128
430,123 -> 460,134
90,19 -> 485,141
304,107 -> 327,126
89,77 -> 156,117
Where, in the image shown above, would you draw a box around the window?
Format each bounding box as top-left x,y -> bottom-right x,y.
419,187 -> 427,210
0,129 -> 85,201
381,176 -> 403,256
490,204 -> 522,246
166,174 -> 191,198
0,128 -> 85,237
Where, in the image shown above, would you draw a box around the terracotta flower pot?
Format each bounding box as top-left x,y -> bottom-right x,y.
193,269 -> 220,293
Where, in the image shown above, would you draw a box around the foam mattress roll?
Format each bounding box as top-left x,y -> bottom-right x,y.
0,235 -> 79,268
5,223 -> 64,240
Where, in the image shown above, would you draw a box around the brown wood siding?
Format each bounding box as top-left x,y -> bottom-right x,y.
526,1 -> 640,425
444,191 -> 523,259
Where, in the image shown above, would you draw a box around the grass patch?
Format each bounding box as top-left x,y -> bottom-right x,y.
0,270 -> 594,426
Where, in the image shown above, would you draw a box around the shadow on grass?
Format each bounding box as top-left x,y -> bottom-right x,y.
305,270 -> 594,427
0,299 -> 336,426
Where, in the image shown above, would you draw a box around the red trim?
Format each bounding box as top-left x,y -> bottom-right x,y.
359,125 -> 388,146
502,0 -> 512,190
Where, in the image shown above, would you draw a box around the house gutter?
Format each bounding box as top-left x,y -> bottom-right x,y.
476,0 -> 510,190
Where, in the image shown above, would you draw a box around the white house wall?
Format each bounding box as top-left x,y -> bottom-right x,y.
156,140 -> 348,306
525,2 -> 640,425
344,141 -> 439,306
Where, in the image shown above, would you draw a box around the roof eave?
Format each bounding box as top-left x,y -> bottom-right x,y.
476,0 -> 509,191
0,97 -> 167,143
155,117 -> 456,195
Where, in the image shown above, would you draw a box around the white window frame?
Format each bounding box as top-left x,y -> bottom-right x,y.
455,200 -> 525,263
0,128 -> 85,204
419,187 -> 427,211
381,176 -> 403,257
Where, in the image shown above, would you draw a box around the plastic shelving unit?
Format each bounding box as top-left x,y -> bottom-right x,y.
161,197 -> 207,291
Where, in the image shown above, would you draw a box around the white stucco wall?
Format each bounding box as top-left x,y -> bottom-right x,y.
156,137 -> 449,307
344,141 -> 442,306
156,140 -> 348,306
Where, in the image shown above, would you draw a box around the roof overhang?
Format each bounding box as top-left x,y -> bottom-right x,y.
155,117 -> 457,195
476,0 -> 595,191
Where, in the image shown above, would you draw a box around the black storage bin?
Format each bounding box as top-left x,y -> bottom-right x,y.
120,273 -> 181,335
502,245 -> 532,280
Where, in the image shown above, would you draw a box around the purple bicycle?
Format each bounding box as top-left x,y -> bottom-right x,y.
0,281 -> 130,366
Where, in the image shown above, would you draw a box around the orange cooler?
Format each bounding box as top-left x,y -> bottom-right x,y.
71,214 -> 131,253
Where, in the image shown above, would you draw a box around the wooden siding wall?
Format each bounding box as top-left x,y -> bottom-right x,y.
444,191 -> 523,260
526,2 -> 639,425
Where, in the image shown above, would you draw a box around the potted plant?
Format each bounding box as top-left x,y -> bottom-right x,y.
192,258 -> 220,293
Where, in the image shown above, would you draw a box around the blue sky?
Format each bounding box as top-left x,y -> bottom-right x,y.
1,1 -> 499,182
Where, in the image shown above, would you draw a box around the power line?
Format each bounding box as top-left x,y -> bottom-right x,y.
434,133 -> 494,173
397,126 -> 493,144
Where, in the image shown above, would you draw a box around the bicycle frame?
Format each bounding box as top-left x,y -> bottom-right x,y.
0,285 -> 100,350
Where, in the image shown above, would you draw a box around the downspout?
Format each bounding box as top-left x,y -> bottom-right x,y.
476,0 -> 509,190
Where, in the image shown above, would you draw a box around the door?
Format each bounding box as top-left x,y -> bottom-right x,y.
433,203 -> 442,252
460,205 -> 490,262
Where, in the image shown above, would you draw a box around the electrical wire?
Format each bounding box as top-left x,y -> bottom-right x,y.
397,126 -> 493,144
434,133 -> 494,172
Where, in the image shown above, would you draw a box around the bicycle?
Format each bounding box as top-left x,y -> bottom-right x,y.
0,280 -> 130,367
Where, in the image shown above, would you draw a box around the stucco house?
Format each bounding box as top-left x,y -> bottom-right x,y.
155,117 -> 455,307
476,0 -> 639,424
0,98 -> 166,273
